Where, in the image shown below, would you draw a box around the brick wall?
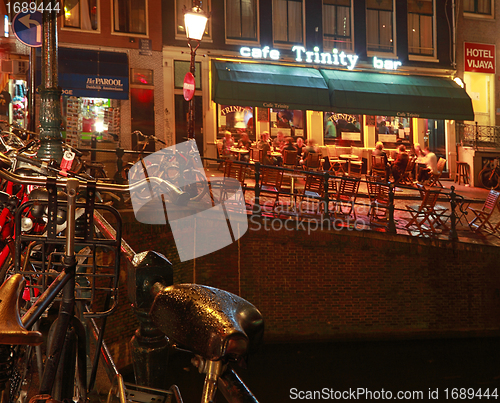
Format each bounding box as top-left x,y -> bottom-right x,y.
107,213 -> 500,369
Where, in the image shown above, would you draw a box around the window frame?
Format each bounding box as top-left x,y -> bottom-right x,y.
323,112 -> 363,148
111,0 -> 149,37
407,0 -> 437,61
272,0 -> 305,49
464,0 -> 494,19
225,0 -> 259,44
61,0 -> 101,33
175,0 -> 212,42
366,0 -> 397,58
323,0 -> 354,52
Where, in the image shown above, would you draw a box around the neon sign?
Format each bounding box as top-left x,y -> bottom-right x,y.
238,46 -> 402,71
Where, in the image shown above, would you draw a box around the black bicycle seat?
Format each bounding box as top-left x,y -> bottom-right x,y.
149,284 -> 264,362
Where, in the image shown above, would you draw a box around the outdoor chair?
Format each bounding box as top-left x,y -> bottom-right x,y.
216,140 -> 231,170
283,149 -> 298,168
303,153 -> 321,171
371,155 -> 387,181
405,184 -> 446,236
398,156 -> 416,186
219,160 -> 247,204
365,175 -> 391,226
298,173 -> 326,215
468,189 -> 500,234
258,166 -> 284,213
331,176 -> 361,219
428,158 -> 447,188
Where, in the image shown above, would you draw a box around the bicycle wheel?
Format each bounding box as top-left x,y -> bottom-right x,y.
182,169 -> 209,202
478,167 -> 500,189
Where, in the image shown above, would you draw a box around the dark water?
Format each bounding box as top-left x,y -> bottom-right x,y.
158,337 -> 500,402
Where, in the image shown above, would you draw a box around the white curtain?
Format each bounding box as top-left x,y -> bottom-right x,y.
288,0 -> 302,43
81,0 -> 92,30
478,0 -> 491,13
273,0 -> 288,42
366,9 -> 378,50
227,0 -> 241,38
241,0 -> 256,39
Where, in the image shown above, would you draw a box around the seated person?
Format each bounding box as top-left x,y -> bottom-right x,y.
372,141 -> 390,179
294,137 -> 305,159
391,144 -> 409,183
283,137 -> 296,152
260,142 -> 277,166
237,132 -> 252,150
299,139 -> 318,166
221,131 -> 234,157
272,131 -> 285,152
417,147 -> 438,183
257,132 -> 271,149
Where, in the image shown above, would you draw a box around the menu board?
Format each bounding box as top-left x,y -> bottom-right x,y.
379,134 -> 397,143
342,132 -> 361,141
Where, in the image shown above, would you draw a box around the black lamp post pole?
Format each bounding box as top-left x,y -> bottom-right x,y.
187,40 -> 200,140
37,0 -> 63,161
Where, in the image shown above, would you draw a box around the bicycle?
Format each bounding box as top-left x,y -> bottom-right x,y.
477,158 -> 500,190
0,154 -> 262,403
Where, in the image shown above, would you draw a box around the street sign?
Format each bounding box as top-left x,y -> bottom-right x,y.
12,11 -> 43,48
183,72 -> 195,101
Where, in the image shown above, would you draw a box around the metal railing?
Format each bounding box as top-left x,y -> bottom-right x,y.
457,122 -> 500,149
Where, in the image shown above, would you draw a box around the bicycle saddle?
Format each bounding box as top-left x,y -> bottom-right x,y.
0,274 -> 43,345
149,284 -> 264,362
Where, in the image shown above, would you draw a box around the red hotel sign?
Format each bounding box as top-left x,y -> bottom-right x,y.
465,42 -> 496,74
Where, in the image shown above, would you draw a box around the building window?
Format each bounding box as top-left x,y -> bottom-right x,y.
324,112 -> 362,147
63,0 -> 98,30
176,0 -> 211,40
226,0 -> 258,41
366,0 -> 393,53
375,116 -> 412,150
323,0 -> 352,51
464,0 -> 492,15
408,0 -> 433,56
113,0 -> 147,35
273,0 -> 303,45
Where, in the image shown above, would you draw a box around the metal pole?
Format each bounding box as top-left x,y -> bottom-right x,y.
387,182 -> 397,233
37,0 -> 63,161
448,186 -> 458,241
28,47 -> 36,133
187,41 -> 200,140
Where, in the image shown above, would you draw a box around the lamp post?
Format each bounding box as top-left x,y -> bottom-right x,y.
184,3 -> 208,140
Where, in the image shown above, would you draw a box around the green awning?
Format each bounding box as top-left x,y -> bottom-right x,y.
212,61 -> 331,111
320,69 -> 474,121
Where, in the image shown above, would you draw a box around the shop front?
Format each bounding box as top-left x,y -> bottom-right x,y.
36,47 -> 128,148
209,55 -> 474,174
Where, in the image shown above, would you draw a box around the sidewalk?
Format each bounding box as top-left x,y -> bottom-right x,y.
205,166 -> 500,247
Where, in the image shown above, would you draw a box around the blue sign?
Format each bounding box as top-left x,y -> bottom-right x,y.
12,11 -> 43,47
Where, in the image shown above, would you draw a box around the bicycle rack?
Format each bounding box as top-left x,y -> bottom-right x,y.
13,179 -> 122,318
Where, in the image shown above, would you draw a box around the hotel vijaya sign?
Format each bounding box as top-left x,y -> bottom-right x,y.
464,42 -> 496,74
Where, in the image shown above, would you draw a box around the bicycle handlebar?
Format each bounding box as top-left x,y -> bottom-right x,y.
0,153 -> 191,206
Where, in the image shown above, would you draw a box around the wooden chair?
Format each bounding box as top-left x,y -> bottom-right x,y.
283,149 -> 298,170
219,161 -> 247,204
216,140 -> 231,170
468,189 -> 500,234
428,158 -> 446,188
371,155 -> 387,181
398,156 -> 416,185
349,160 -> 363,177
303,153 -> 321,171
405,184 -> 445,236
331,176 -> 361,219
298,173 -> 326,215
365,175 -> 391,225
258,166 -> 284,212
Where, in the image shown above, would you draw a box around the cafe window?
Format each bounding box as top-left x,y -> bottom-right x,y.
176,0 -> 211,40
63,0 -> 99,31
267,108 -> 305,140
217,105 -> 255,141
273,0 -> 303,45
324,112 -> 363,147
366,0 -> 394,53
408,0 -> 434,56
226,0 -> 258,42
323,0 -> 352,52
464,0 -> 492,15
375,116 -> 413,149
113,0 -> 147,35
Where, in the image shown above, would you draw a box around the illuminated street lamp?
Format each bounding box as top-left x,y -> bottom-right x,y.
184,3 -> 208,140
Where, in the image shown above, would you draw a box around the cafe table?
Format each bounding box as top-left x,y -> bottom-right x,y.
339,154 -> 360,175
282,170 -> 305,212
230,147 -> 250,161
